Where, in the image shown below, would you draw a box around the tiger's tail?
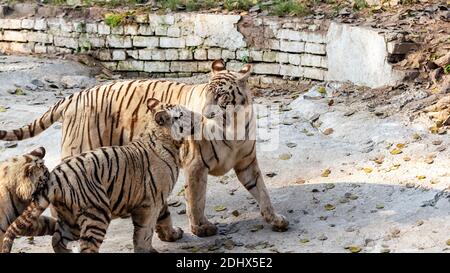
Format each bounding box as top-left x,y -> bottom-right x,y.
0,95 -> 72,141
1,195 -> 50,253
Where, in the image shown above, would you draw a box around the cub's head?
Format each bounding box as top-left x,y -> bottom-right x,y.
144,99 -> 202,145
0,147 -> 49,201
203,59 -> 253,119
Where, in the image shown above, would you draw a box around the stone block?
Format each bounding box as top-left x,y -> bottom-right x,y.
253,63 -> 280,75
280,40 -> 304,53
144,61 -> 170,72
107,35 -> 132,48
170,61 -> 198,72
160,37 -> 185,48
304,43 -> 326,55
133,36 -> 159,48
207,48 -> 222,60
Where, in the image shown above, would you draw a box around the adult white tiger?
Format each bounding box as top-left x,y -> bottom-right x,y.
0,59 -> 289,237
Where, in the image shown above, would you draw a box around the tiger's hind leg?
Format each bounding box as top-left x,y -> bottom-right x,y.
52,220 -> 77,253
234,156 -> 289,232
78,212 -> 110,253
132,208 -> 158,253
155,203 -> 183,242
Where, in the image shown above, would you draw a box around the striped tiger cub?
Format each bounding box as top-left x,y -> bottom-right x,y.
0,147 -> 56,249
0,59 -> 288,237
1,99 -> 201,253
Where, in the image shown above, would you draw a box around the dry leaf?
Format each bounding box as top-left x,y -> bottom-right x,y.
403,156 -> 411,161
323,128 -> 334,135
376,204 -> 385,209
363,167 -> 373,174
299,238 -> 309,244
390,148 -> 403,155
321,169 -> 331,177
279,153 -> 292,160
346,246 -> 362,253
324,204 -> 335,211
0,106 -> 6,113
396,143 -> 406,149
214,205 -> 227,212
416,175 -> 426,180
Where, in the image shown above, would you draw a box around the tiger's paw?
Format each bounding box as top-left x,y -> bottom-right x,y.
271,214 -> 289,232
191,222 -> 218,237
157,226 -> 184,242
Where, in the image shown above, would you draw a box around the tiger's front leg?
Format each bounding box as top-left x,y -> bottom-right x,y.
184,164 -> 218,237
234,155 -> 289,232
155,203 -> 183,242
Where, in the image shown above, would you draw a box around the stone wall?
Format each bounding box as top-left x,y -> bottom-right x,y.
0,13 -> 407,88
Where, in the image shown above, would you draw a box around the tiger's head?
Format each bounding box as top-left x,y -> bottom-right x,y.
0,147 -> 49,201
143,98 -> 202,146
203,59 -> 253,119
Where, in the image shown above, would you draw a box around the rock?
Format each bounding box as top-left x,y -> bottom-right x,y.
31,79 -> 44,88
231,210 -> 239,217
4,142 -> 17,148
60,75 -> 93,89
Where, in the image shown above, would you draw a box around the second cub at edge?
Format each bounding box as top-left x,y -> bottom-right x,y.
2,98 -> 202,253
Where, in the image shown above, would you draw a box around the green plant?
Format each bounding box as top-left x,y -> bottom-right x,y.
270,0 -> 309,16
185,0 -> 217,11
104,13 -> 124,28
444,64 -> 450,74
352,0 -> 368,11
157,0 -> 182,10
241,55 -> 250,63
224,0 -> 255,11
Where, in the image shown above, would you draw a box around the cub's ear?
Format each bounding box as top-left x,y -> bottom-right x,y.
29,147 -> 46,159
211,59 -> 226,75
238,64 -> 252,81
147,98 -> 160,112
154,111 -> 170,126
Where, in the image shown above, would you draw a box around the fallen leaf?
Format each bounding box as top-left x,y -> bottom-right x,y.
14,88 -> 25,95
324,204 -> 335,211
250,224 -> 264,232
286,142 -> 297,148
363,167 -> 373,174
266,172 -> 277,178
376,204 -> 385,209
390,148 -> 403,155
346,246 -> 362,253
432,140 -> 443,145
299,238 -> 309,244
412,133 -> 422,140
323,128 -> 334,135
321,169 -> 331,177
424,156 -> 434,164
447,239 -> 450,246
325,183 -> 335,190
318,86 -> 326,94
396,143 -> 406,149
403,156 -> 411,161
295,178 -> 306,184
214,205 -> 227,212
279,153 -> 292,160
231,210 -> 239,217
416,175 -> 426,180
0,106 -> 6,113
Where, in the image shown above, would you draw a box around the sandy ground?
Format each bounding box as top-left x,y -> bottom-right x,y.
0,55 -> 449,253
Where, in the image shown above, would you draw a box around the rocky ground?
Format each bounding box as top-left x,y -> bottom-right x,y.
0,54 -> 449,253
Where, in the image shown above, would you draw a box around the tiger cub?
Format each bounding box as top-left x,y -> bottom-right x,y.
2,99 -> 202,253
0,147 -> 56,249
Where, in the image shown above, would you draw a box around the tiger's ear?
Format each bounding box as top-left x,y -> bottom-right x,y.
147,98 -> 160,112
154,111 -> 170,126
29,147 -> 46,159
211,59 -> 226,75
238,64 -> 252,81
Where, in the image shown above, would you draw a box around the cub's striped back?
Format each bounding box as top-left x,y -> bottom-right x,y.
1,100 -> 201,253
